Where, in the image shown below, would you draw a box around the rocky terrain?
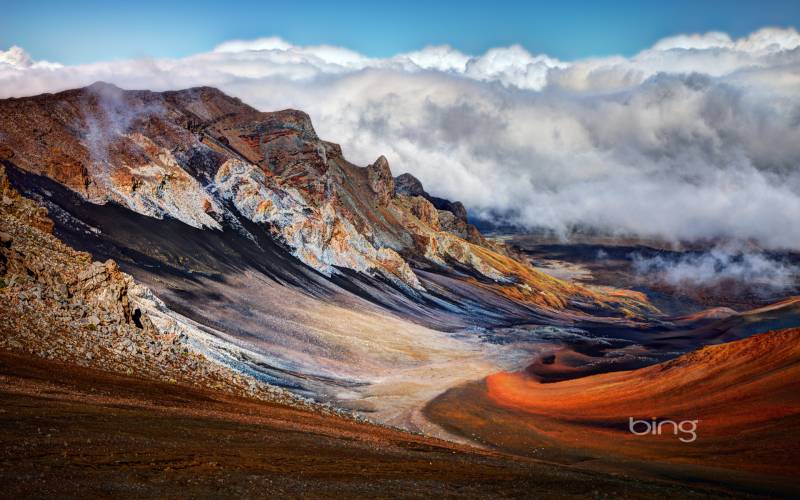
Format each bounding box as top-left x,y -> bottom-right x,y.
1,83 -> 799,496
0,162 -> 308,408
0,83 -> 657,420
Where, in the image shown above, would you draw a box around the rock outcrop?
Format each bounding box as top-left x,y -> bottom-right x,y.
367,156 -> 395,206
404,196 -> 440,230
394,173 -> 427,198
395,172 -> 467,221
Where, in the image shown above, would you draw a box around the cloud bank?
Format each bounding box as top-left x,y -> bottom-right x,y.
1,27 -> 800,249
631,247 -> 800,291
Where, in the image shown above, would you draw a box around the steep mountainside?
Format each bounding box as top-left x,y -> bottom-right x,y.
0,82 -> 648,315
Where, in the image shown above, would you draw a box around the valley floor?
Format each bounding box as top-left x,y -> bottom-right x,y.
0,349 -> 734,499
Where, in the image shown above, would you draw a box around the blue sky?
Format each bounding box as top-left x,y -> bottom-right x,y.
3,0 -> 800,63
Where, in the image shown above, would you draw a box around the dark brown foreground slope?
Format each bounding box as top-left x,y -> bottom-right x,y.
0,350 -> 732,499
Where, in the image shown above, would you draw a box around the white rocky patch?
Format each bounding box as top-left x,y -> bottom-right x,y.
86,134 -> 223,230
214,159 -> 423,291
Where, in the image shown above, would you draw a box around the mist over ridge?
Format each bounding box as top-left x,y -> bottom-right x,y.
2,27 -> 799,249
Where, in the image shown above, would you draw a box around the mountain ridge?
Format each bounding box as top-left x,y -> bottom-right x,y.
0,82 -> 651,316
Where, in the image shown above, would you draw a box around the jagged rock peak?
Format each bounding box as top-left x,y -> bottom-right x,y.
445,200 -> 468,222
394,173 -> 428,198
367,155 -> 395,205
394,172 -> 467,222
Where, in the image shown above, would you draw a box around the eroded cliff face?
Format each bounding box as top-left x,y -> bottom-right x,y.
0,82 -> 650,315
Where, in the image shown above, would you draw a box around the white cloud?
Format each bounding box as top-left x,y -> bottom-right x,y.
1,28 -> 800,249
463,45 -> 566,89
0,46 -> 33,68
0,46 -> 61,70
651,31 -> 735,51
652,27 -> 800,53
632,246 -> 800,291
213,36 -> 294,53
392,45 -> 471,72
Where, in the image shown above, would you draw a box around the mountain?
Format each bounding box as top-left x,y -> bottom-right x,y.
2,83 -> 799,496
0,82 -> 653,308
0,83 -> 656,410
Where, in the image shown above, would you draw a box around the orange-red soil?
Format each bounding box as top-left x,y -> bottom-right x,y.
426,328 -> 800,497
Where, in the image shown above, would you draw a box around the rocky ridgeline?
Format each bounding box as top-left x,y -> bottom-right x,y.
394,172 -> 513,255
0,164 -> 319,409
0,83 -> 654,314
214,157 -> 423,291
0,84 -> 527,293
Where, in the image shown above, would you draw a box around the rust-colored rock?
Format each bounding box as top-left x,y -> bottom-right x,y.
406,196 -> 440,229
367,155 -> 395,205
